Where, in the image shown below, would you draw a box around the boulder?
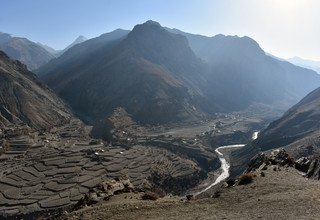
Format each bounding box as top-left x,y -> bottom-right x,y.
246,153 -> 268,172
306,159 -> 320,180
295,157 -> 311,173
141,192 -> 160,200
269,149 -> 294,166
226,178 -> 236,187
186,194 -> 194,201
72,178 -> 135,210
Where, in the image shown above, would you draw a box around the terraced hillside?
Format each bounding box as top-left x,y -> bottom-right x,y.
0,115 -> 221,218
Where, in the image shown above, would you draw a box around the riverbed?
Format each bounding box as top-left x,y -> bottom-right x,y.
194,131 -> 259,195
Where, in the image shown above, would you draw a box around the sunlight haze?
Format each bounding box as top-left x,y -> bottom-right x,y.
0,0 -> 319,59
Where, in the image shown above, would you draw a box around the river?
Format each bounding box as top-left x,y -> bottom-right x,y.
194,131 -> 259,196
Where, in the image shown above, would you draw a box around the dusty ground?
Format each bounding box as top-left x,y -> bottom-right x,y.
63,166 -> 320,220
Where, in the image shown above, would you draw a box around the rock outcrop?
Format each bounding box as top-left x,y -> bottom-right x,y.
244,149 -> 320,182
245,149 -> 294,173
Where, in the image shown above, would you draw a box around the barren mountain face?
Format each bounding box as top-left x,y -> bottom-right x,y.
0,51 -> 71,130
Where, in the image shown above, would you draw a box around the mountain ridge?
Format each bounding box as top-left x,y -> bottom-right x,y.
287,56 -> 320,74
38,21 -> 320,127
0,32 -> 55,70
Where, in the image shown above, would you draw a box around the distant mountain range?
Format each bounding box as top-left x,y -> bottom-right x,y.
166,28 -> 320,111
0,50 -> 72,129
56,35 -> 87,56
287,56 -> 320,74
0,32 -> 55,70
37,35 -> 88,57
37,21 -> 320,126
0,32 -> 87,70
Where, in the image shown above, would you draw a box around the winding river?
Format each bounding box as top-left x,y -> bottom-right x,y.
194,131 -> 259,196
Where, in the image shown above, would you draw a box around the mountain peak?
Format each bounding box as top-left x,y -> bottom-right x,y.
125,20 -> 196,66
131,20 -> 163,34
75,35 -> 87,41
73,35 -> 87,44
144,20 -> 161,26
58,35 -> 88,56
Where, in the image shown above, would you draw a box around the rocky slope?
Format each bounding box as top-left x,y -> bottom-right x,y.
0,32 -> 55,70
0,50 -> 72,130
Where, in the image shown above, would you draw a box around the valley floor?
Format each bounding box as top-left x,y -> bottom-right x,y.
63,166 -> 320,220
0,106 -> 281,218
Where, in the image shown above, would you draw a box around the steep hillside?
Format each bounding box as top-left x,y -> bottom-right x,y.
0,32 -> 55,70
254,86 -> 320,151
0,51 -> 71,130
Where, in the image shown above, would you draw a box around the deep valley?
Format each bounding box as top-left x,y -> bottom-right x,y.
1,14 -> 320,219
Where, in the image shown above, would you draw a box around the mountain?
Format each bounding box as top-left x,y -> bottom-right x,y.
58,35 -> 87,56
0,50 -> 72,130
39,21 -> 320,127
39,22 -> 209,124
254,86 -> 320,154
287,56 -> 320,74
37,36 -> 88,57
37,42 -> 59,57
167,28 -> 320,111
0,32 -> 55,70
38,29 -> 130,82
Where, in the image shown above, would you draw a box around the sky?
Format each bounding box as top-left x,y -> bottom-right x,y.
1,0 -> 319,60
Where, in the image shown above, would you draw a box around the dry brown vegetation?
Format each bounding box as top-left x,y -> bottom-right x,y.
141,192 -> 160,200
238,172 -> 256,185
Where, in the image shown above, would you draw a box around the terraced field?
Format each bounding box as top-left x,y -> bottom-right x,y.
0,122 -> 213,217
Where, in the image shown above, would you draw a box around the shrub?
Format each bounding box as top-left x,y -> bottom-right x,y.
141,192 -> 160,200
2,140 -> 10,152
238,173 -> 255,185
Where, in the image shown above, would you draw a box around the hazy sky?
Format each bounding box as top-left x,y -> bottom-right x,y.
1,0 -> 319,60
